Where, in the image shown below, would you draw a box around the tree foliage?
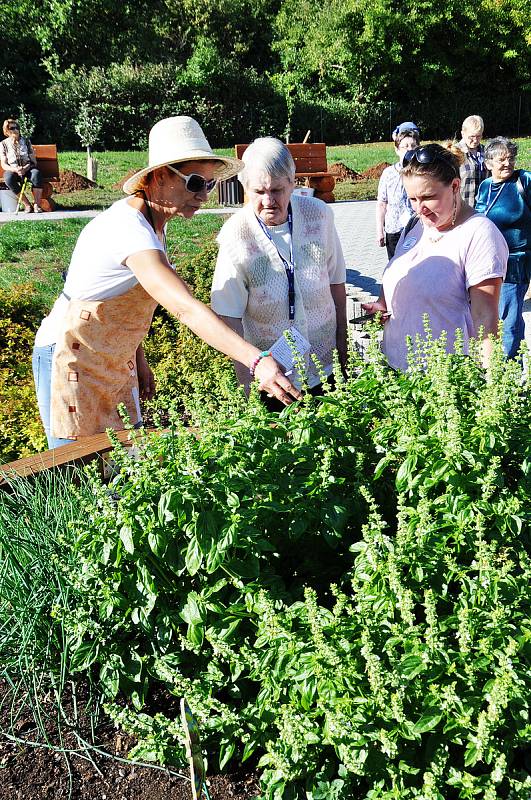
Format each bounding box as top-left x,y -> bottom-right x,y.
0,0 -> 528,145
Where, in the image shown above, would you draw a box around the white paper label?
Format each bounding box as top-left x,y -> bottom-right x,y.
269,326 -> 311,371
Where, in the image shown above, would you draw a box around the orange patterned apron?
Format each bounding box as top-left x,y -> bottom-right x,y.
50,282 -> 158,439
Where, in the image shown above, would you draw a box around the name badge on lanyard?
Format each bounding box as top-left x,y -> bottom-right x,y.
256,204 -> 295,321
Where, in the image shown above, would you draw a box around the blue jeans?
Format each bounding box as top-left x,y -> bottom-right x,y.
32,344 -> 73,449
3,168 -> 42,193
499,282 -> 529,360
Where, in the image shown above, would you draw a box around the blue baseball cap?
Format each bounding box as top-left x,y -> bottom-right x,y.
392,121 -> 420,139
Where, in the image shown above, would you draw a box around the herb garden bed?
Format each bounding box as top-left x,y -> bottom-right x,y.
0,680 -> 258,800
1,330 -> 530,799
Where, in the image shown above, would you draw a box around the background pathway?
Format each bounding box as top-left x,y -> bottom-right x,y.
330,199 -> 531,350
1,200 -> 528,348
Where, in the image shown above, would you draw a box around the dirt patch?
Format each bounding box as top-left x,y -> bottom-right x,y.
328,162 -> 361,182
55,170 -> 98,193
358,162 -> 391,180
0,679 -> 259,800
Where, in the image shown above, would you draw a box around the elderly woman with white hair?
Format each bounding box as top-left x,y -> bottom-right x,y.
211,136 -> 347,409
33,118 -> 299,448
475,137 -> 531,359
458,114 -> 489,208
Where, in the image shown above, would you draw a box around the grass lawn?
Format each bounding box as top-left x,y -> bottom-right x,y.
54,138 -> 530,209
0,214 -> 225,312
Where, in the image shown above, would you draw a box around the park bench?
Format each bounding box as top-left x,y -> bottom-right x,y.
218,142 -> 336,205
0,143 -> 59,212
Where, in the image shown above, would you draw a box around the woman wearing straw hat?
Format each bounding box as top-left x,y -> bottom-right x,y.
33,117 -> 299,449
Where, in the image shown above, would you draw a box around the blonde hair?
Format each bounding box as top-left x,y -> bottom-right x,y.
441,140 -> 466,166
2,119 -> 19,136
461,115 -> 484,135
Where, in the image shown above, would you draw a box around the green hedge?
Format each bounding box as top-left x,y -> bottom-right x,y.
144,241 -> 237,421
0,284 -> 47,462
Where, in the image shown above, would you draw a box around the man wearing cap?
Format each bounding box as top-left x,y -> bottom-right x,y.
32,117 -> 299,448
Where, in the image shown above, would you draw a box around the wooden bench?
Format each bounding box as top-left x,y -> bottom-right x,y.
0,143 -> 59,212
235,142 -> 336,203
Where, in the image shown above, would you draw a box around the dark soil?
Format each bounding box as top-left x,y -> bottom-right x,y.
358,162 -> 391,179
0,679 -> 259,799
55,170 -> 98,193
328,162 -> 361,181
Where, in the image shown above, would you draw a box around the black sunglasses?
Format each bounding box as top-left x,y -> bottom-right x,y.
402,146 -> 458,175
8,125 -> 20,131
167,164 -> 217,194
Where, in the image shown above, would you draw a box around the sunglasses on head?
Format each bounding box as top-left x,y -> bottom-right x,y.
167,164 -> 217,194
402,146 -> 458,175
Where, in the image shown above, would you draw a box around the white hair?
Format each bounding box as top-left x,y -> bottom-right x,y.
238,137 -> 295,188
461,115 -> 484,134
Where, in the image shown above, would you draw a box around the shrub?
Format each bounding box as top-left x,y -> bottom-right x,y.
59,333 -> 530,798
143,240 -> 237,420
45,57 -> 285,149
0,284 -> 47,461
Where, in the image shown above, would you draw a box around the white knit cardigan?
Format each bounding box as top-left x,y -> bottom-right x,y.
211,194 -> 346,388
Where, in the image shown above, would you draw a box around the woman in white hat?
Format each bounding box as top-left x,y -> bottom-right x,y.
32,117 -> 299,449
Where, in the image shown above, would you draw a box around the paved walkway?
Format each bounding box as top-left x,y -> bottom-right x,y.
0,209 -> 99,224
1,199 -> 529,348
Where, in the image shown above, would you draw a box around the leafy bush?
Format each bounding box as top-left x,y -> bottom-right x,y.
59,334 -> 530,798
0,284 -> 47,461
45,56 -> 285,149
143,240 -> 237,419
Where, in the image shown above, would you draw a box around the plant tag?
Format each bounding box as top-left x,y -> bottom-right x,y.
269,326 -> 310,371
180,698 -> 210,800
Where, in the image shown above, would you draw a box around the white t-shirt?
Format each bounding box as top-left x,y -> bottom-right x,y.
211,194 -> 346,388
382,214 -> 508,371
35,198 -> 164,346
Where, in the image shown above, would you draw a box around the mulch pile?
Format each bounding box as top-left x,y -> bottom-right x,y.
358,162 -> 391,179
55,170 -> 97,193
328,162 -> 361,181
0,679 -> 260,800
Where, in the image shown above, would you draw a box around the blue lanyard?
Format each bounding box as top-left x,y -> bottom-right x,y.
485,181 -> 506,216
256,205 -> 295,320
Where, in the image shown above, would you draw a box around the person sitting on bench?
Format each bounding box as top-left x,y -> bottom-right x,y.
0,118 -> 43,213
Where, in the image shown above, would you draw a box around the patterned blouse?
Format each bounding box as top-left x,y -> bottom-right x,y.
0,136 -> 36,169
377,163 -> 414,234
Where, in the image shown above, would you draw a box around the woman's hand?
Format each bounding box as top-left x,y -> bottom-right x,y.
136,348 -> 156,401
361,299 -> 391,325
254,356 -> 301,405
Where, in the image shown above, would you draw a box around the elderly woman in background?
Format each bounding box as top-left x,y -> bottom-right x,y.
475,137 -> 531,359
376,125 -> 419,259
363,143 -> 508,371
0,118 -> 43,212
458,115 -> 489,208
211,136 -> 347,409
33,118 -> 299,449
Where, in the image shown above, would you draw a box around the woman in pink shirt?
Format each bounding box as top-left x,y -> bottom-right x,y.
363,144 -> 508,371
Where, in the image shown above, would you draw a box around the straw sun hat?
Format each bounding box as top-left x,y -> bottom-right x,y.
123,116 -> 243,195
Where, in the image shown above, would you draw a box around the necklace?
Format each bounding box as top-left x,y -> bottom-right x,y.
485,181 -> 506,216
424,227 -> 446,243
